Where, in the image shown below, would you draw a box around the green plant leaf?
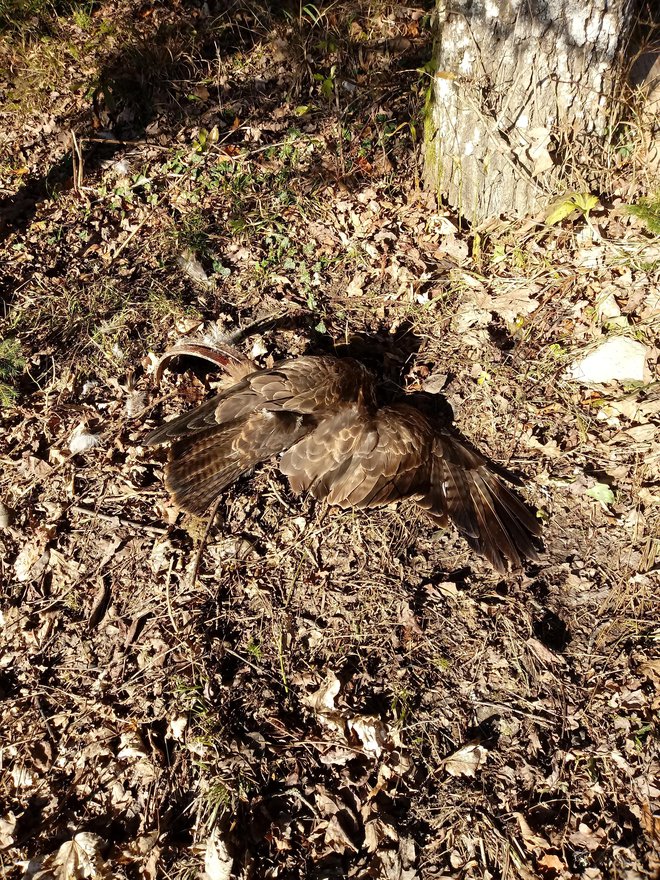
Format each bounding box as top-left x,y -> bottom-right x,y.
586,482 -> 615,508
572,192 -> 599,214
546,196 -> 579,226
546,192 -> 599,225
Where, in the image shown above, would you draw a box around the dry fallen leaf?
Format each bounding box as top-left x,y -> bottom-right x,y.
0,811 -> 17,848
537,851 -> 567,872
54,832 -> 112,879
308,671 -> 341,714
346,273 -> 366,297
514,811 -> 553,852
363,816 -> 399,853
450,302 -> 491,334
527,637 -> 566,667
347,716 -> 387,757
568,822 -> 606,851
18,454 -> 53,480
14,534 -> 51,583
443,743 -> 488,777
639,659 -> 660,688
324,813 -> 359,853
117,731 -> 148,760
640,801 -> 660,845
0,500 -> 11,528
49,549 -> 84,593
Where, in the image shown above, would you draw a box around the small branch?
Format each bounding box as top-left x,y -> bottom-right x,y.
189,495 -> 223,591
71,130 -> 84,192
71,504 -> 168,536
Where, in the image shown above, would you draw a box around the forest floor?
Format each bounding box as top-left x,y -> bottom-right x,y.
1,2 -> 659,879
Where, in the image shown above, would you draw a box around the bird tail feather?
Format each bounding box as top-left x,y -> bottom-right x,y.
165,424 -> 256,515
429,439 -> 541,573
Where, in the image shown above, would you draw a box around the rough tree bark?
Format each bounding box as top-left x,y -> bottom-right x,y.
424,0 -> 638,224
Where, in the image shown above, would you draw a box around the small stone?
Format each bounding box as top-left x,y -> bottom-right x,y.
567,337 -> 648,385
596,290 -> 628,329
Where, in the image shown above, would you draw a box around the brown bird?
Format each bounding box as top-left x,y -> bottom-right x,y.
146,351 -> 541,573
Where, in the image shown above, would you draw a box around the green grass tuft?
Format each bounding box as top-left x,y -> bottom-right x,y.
627,193 -> 660,235
0,337 -> 26,406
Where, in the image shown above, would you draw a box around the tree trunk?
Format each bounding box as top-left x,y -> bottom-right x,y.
424,0 -> 638,225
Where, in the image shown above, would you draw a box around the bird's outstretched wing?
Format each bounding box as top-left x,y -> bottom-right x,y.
425,433 -> 542,573
280,402 -> 541,573
162,412 -> 313,515
145,356 -> 376,515
145,355 -> 374,445
280,403 -> 433,507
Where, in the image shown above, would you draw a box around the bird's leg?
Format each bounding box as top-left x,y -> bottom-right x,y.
153,311 -> 297,385
154,340 -> 255,386
425,510 -> 450,541
188,494 -> 223,591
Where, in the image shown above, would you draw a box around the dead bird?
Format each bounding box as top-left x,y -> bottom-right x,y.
146,347 -> 542,573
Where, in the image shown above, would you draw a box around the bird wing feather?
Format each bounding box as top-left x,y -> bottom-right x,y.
147,354 -> 540,571
146,356 -> 373,446
165,411 -> 312,515
280,403 -> 433,508
423,434 -> 542,573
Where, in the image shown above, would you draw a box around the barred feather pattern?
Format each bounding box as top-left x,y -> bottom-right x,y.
147,354 -> 542,572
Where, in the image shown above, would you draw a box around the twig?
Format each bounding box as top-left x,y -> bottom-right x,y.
189,495 -> 223,591
223,309 -> 300,344
223,646 -> 270,678
108,196 -> 165,263
210,139 -> 290,159
71,130 -> 84,192
80,136 -> 172,150
164,555 -> 178,636
71,504 -> 168,536
35,695 -> 57,745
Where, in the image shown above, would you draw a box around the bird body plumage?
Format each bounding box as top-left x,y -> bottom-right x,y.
146,354 -> 541,572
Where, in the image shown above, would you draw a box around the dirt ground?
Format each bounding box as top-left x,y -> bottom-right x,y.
1,2 -> 659,879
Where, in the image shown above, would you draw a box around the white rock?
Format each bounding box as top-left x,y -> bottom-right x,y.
596,291 -> 621,320
567,337 -> 648,384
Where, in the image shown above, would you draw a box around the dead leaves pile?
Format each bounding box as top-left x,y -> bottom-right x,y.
1,2 -> 660,879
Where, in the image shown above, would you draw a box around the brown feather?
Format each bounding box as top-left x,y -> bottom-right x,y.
165,411 -> 312,514
147,354 -> 542,570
